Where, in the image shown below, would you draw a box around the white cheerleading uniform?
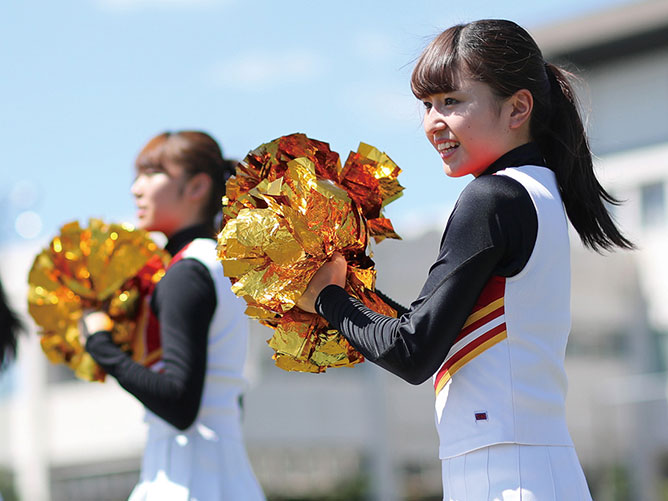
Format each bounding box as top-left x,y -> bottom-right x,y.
87,225 -> 265,501
316,144 -> 593,501
130,238 -> 264,501
433,166 -> 572,457
433,166 -> 591,500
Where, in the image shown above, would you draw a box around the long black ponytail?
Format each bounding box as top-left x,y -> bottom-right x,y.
535,63 -> 633,251
411,19 -> 634,252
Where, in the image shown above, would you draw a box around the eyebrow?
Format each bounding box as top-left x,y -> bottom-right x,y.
136,162 -> 165,173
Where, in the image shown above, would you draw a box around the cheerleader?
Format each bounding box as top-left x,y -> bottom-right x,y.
82,131 -> 265,501
298,19 -> 633,500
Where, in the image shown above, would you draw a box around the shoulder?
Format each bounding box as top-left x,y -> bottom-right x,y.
168,239 -> 220,277
461,172 -> 529,202
443,172 -> 538,251
153,256 -> 217,312
177,238 -> 218,267
454,173 -> 533,218
160,255 -> 213,292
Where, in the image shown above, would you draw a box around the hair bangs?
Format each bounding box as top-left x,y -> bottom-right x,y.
135,132 -> 171,173
411,26 -> 465,100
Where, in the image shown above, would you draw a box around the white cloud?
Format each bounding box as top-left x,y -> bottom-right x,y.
206,49 -> 325,91
95,0 -> 225,12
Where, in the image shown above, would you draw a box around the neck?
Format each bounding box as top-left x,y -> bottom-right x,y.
478,142 -> 545,177
165,223 -> 214,256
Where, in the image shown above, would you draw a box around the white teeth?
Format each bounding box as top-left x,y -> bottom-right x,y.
436,140 -> 459,151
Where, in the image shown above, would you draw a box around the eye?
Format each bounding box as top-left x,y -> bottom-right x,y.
422,100 -> 433,110
143,166 -> 164,176
443,97 -> 457,106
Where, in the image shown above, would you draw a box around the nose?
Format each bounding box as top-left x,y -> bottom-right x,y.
130,176 -> 142,198
423,108 -> 446,138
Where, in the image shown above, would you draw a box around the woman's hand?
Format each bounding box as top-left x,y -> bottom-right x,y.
78,310 -> 113,345
297,252 -> 347,313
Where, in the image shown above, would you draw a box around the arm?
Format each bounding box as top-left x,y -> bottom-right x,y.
85,259 -> 215,430
374,289 -> 409,316
314,175 -> 537,384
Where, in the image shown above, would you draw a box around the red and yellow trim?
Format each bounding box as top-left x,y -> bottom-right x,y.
434,277 -> 507,396
131,243 -> 192,369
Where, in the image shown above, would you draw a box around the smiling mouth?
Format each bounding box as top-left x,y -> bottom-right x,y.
436,140 -> 460,153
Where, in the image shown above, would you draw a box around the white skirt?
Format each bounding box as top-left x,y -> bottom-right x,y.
441,444 -> 592,501
128,421 -> 265,501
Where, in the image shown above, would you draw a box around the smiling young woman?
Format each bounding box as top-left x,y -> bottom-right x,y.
422,79 -> 533,178
298,19 -> 633,501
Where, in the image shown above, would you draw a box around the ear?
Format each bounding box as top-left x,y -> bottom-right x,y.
507,89 -> 533,130
184,172 -> 212,203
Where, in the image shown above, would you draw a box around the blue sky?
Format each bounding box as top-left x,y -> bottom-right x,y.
1,0 -> 635,247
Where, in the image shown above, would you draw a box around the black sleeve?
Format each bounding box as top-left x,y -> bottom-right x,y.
85,258 -> 216,430
315,175 -> 537,385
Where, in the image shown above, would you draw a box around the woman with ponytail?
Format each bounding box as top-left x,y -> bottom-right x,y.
82,131 -> 265,500
298,19 -> 630,500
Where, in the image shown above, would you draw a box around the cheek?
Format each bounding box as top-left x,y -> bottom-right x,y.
422,115 -> 430,136
147,176 -> 174,200
151,187 -> 173,209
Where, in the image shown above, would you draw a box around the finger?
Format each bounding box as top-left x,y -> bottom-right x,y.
331,252 -> 345,263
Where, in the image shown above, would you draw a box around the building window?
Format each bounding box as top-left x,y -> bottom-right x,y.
640,181 -> 665,228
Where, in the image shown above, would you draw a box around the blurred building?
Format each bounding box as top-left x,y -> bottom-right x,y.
534,1 -> 668,499
2,1 -> 668,500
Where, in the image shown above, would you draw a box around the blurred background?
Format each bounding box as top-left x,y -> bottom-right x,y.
2,0 -> 668,499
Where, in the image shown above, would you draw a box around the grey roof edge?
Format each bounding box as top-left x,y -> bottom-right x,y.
531,0 -> 668,62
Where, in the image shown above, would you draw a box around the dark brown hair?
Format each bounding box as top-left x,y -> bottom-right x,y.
411,19 -> 633,252
135,131 -> 236,231
1,278 -> 22,370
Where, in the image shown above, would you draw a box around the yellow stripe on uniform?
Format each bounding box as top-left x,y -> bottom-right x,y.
461,297 -> 504,329
434,330 -> 508,396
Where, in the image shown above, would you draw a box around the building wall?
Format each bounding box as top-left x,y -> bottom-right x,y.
597,142 -> 668,332
580,46 -> 668,155
565,20 -> 668,500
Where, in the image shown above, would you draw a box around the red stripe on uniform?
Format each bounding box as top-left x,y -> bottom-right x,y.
434,322 -> 507,392
433,276 -> 507,395
454,303 -> 505,343
475,276 -> 506,307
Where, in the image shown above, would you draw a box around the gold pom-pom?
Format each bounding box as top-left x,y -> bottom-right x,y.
217,133 -> 403,373
28,219 -> 169,381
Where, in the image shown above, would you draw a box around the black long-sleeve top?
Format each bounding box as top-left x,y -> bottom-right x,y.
86,224 -> 217,430
316,143 -> 544,385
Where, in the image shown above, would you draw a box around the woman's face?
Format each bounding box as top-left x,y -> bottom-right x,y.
421,76 -> 519,178
130,160 -> 191,237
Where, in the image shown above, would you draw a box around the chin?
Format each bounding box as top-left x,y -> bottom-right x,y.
443,162 -> 485,178
135,220 -> 152,232
442,166 -> 465,178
